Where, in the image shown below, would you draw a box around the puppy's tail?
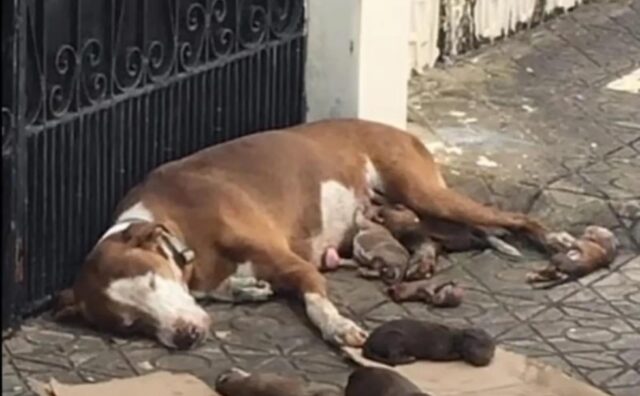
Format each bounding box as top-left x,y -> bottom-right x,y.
534,276 -> 576,290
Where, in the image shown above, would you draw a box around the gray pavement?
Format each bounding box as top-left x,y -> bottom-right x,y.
3,1 -> 640,395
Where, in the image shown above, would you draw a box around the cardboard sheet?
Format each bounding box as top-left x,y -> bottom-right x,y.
343,346 -> 609,396
31,371 -> 220,396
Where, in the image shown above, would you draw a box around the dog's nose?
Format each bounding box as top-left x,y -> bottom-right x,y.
172,324 -> 205,350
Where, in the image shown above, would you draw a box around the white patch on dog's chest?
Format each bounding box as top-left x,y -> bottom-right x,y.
311,180 -> 362,264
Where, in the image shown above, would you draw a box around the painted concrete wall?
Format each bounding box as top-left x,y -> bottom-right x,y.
305,0 -> 361,122
410,0 -> 586,72
305,0 -> 410,130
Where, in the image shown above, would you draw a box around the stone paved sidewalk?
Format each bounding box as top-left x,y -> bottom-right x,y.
3,1 -> 640,396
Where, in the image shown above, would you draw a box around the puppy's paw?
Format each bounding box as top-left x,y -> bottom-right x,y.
526,271 -> 545,283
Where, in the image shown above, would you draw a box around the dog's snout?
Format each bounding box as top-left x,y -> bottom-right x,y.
172,324 -> 205,350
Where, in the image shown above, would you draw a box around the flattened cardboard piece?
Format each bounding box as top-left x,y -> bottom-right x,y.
343,347 -> 609,396
32,371 -> 220,396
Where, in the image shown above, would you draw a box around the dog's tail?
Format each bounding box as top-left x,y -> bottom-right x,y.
534,276 -> 577,290
409,186 -> 548,248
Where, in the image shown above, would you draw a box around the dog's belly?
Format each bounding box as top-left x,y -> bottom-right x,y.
310,180 -> 364,265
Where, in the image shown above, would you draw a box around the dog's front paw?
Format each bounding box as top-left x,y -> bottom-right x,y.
326,317 -> 368,347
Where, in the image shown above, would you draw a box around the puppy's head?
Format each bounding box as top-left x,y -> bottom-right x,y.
459,328 -> 495,367
373,204 -> 420,232
378,259 -> 405,285
216,368 -> 251,392
431,282 -> 464,308
582,226 -> 619,255
216,369 -> 307,396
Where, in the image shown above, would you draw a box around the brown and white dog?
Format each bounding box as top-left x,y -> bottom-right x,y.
53,119 -> 546,349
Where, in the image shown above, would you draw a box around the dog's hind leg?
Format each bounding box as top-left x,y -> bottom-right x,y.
374,137 -> 547,244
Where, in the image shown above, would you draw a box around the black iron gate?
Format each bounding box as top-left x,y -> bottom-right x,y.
1,0 -> 306,332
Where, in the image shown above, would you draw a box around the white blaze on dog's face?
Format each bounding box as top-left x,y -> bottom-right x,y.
54,205 -> 210,350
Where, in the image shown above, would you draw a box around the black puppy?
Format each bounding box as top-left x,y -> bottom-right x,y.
345,367 -> 429,396
363,319 -> 495,367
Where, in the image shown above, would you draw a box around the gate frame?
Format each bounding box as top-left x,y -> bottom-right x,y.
2,0 -> 27,336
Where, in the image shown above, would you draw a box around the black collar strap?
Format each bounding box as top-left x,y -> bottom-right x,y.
157,225 -> 195,267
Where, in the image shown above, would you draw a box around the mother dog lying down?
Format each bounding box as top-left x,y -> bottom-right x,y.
53,119 -> 546,349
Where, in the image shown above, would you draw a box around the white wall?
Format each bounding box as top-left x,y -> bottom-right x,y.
305,0 -> 410,130
409,0 -> 440,73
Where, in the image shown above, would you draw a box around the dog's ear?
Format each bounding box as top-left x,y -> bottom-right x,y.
122,223 -> 164,247
52,288 -> 82,322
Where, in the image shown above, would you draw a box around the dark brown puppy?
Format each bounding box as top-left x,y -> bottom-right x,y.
528,226 -> 619,288
373,204 -> 521,280
387,280 -> 464,308
363,319 -> 495,367
215,368 -> 335,396
345,367 -> 429,396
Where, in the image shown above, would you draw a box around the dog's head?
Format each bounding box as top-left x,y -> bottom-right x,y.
53,222 -> 210,349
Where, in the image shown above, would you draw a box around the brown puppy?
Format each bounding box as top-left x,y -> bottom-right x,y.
387,280 -> 464,308
345,367 -> 429,396
215,368 -> 335,396
528,226 -> 619,288
323,208 -> 410,285
363,319 -> 495,367
374,204 -> 521,280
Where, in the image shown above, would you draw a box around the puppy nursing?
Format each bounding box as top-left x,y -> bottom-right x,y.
363,319 -> 495,367
323,208 -> 411,285
373,204 -> 522,280
529,225 -> 619,287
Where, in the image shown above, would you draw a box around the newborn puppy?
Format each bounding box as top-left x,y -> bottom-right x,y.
363,319 -> 495,367
216,368 -> 331,396
345,367 -> 429,396
387,280 -> 464,308
528,225 -> 619,288
374,204 -> 521,280
324,208 -> 410,284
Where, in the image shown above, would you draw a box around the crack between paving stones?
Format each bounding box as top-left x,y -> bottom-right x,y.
4,350 -> 36,394
114,346 -> 142,377
607,201 -> 640,250
552,29 -> 603,69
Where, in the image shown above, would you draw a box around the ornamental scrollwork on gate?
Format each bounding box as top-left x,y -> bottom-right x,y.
23,0 -> 304,126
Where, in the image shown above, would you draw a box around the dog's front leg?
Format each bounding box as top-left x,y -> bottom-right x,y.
245,242 -> 368,347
